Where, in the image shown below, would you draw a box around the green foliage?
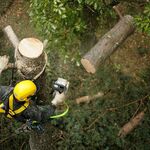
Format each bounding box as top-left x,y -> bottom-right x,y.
135,3 -> 150,35
29,0 -> 113,36
29,0 -> 115,56
49,64 -> 150,149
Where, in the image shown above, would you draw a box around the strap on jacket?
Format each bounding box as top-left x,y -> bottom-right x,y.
0,103 -> 5,113
6,95 -> 29,118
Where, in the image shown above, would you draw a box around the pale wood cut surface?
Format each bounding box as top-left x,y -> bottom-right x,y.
18,38 -> 43,58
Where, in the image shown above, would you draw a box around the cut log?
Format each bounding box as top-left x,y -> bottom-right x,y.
3,26 -> 47,80
3,25 -> 19,48
16,38 -> 47,80
81,15 -> 135,73
76,92 -> 104,104
118,111 -> 145,138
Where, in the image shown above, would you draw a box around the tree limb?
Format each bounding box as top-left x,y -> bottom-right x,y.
76,92 -> 104,104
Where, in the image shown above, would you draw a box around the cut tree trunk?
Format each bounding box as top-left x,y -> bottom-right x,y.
3,26 -> 54,150
16,38 -> 47,80
81,15 -> 135,73
3,26 -> 47,80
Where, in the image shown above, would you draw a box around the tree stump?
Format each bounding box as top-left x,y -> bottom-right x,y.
81,15 -> 135,73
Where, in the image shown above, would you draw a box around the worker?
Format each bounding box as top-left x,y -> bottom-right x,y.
0,55 -> 69,132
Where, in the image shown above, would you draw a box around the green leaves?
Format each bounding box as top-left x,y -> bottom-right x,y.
29,0 -> 114,43
135,3 -> 150,35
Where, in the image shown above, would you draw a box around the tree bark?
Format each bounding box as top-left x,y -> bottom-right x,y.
15,38 -> 47,80
81,15 -> 135,73
3,26 -> 48,80
3,26 -> 53,150
3,25 -> 19,57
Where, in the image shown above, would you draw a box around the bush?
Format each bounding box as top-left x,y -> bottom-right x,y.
135,3 -> 150,35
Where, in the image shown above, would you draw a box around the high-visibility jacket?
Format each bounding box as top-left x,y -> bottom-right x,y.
0,86 -> 55,123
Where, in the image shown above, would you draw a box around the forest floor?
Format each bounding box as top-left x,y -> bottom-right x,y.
0,0 -> 150,149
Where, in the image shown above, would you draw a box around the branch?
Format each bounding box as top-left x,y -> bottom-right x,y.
113,5 -> 123,19
3,25 -> 20,59
3,25 -> 19,49
118,110 -> 146,138
84,95 -> 149,131
76,92 -> 104,104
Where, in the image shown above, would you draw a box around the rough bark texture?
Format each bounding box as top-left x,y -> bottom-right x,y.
81,15 -> 135,73
3,26 -> 53,150
16,49 -> 46,80
3,26 -> 47,80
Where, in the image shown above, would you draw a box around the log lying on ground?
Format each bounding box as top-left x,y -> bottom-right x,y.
118,110 -> 145,138
76,92 -> 104,104
81,15 -> 135,73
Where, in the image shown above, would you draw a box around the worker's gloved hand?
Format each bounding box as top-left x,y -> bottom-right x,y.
51,78 -> 69,106
0,55 -> 9,74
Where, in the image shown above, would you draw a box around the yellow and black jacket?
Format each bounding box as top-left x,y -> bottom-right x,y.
0,86 -> 55,123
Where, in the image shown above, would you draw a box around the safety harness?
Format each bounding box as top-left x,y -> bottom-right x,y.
0,94 -> 29,119
0,94 -> 69,119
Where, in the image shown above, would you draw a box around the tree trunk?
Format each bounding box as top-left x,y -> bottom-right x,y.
15,38 -> 53,150
3,26 -> 54,150
16,38 -> 47,80
81,15 -> 135,73
3,26 -> 47,80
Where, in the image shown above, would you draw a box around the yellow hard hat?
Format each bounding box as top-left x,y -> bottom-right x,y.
13,80 -> 37,101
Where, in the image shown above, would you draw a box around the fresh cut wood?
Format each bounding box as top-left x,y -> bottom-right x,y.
81,15 -> 135,73
118,111 -> 145,138
76,92 -> 104,104
16,38 -> 47,80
